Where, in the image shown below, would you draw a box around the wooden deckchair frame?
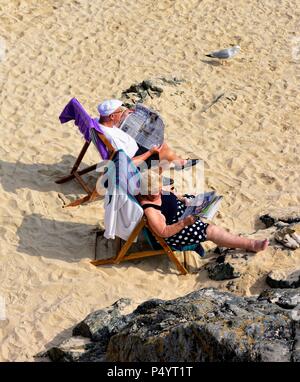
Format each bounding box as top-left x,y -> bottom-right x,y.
91,216 -> 188,275
55,133 -> 116,207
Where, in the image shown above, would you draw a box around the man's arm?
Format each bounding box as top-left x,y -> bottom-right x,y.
132,145 -> 162,166
132,151 -> 152,166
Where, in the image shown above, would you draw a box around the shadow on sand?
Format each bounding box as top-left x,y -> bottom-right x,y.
200,59 -> 221,67
16,213 -> 187,275
16,213 -> 97,262
0,155 -> 99,194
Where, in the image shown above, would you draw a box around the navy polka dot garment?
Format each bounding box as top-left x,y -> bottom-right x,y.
165,194 -> 209,248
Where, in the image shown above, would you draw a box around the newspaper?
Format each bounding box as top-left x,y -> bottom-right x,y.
179,191 -> 223,221
119,104 -> 164,149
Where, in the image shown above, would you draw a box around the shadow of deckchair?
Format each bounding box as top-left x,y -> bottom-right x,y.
16,213 -> 181,275
16,213 -> 96,262
0,155 -> 98,194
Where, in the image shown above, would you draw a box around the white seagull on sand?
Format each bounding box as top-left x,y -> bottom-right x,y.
205,45 -> 241,64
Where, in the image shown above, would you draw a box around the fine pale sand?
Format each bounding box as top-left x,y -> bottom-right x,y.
0,0 -> 300,361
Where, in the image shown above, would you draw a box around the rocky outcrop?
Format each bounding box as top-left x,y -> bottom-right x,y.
121,77 -> 185,107
205,220 -> 300,282
259,209 -> 300,250
274,225 -> 300,249
72,298 -> 132,341
207,262 -> 241,280
266,270 -> 300,289
258,288 -> 300,309
40,288 -> 299,362
260,207 -> 300,228
206,247 -> 251,281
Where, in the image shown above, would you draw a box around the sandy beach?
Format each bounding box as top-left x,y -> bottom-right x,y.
0,0 -> 299,361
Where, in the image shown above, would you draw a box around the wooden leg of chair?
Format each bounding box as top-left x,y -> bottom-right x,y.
114,220 -> 145,264
64,195 -> 92,208
55,164 -> 98,184
91,257 -> 118,266
77,163 -> 97,176
55,173 -> 77,184
154,236 -> 188,275
64,189 -> 102,208
71,141 -> 91,173
89,188 -> 100,202
91,237 -> 124,266
73,172 -> 92,194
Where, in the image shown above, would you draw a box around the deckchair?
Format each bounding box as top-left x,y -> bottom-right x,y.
55,98 -> 116,207
91,149 -> 204,275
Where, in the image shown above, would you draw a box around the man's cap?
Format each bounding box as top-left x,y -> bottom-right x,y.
97,99 -> 123,116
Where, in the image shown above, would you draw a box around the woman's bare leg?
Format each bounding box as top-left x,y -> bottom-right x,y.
206,224 -> 269,253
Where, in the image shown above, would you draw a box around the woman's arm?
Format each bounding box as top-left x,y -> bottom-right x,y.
144,208 -> 196,238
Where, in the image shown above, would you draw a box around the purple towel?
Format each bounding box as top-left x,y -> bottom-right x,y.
59,98 -> 109,160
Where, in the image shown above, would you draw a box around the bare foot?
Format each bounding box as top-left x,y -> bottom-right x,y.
249,239 -> 269,253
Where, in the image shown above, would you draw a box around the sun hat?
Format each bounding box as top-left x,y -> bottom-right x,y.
97,99 -> 123,116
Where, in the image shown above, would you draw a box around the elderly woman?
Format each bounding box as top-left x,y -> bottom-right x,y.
137,172 -> 269,253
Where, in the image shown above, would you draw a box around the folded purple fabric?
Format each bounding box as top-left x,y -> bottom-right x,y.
59,97 -> 109,160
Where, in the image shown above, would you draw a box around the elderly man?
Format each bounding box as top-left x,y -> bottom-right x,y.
97,99 -> 198,170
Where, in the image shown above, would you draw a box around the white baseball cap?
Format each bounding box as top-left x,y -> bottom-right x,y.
97,99 -> 123,116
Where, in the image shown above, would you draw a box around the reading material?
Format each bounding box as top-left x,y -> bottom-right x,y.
179,191 -> 223,221
119,104 -> 164,149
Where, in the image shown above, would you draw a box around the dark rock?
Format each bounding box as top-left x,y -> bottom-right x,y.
40,336 -> 106,362
207,263 -> 241,281
216,255 -> 226,264
258,288 -> 300,309
260,214 -> 276,228
121,77 -> 184,107
214,246 -> 233,256
73,298 -> 132,341
292,324 -> 300,362
106,289 -> 294,362
260,209 -> 300,227
121,79 -> 163,107
266,270 -> 300,289
42,288 -> 298,362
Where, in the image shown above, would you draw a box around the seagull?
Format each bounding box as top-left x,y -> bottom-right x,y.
205,45 -> 240,64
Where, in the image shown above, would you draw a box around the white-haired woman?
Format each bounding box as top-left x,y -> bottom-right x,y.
137,172 -> 269,253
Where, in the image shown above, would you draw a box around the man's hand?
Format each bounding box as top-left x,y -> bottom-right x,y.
149,144 -> 163,155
